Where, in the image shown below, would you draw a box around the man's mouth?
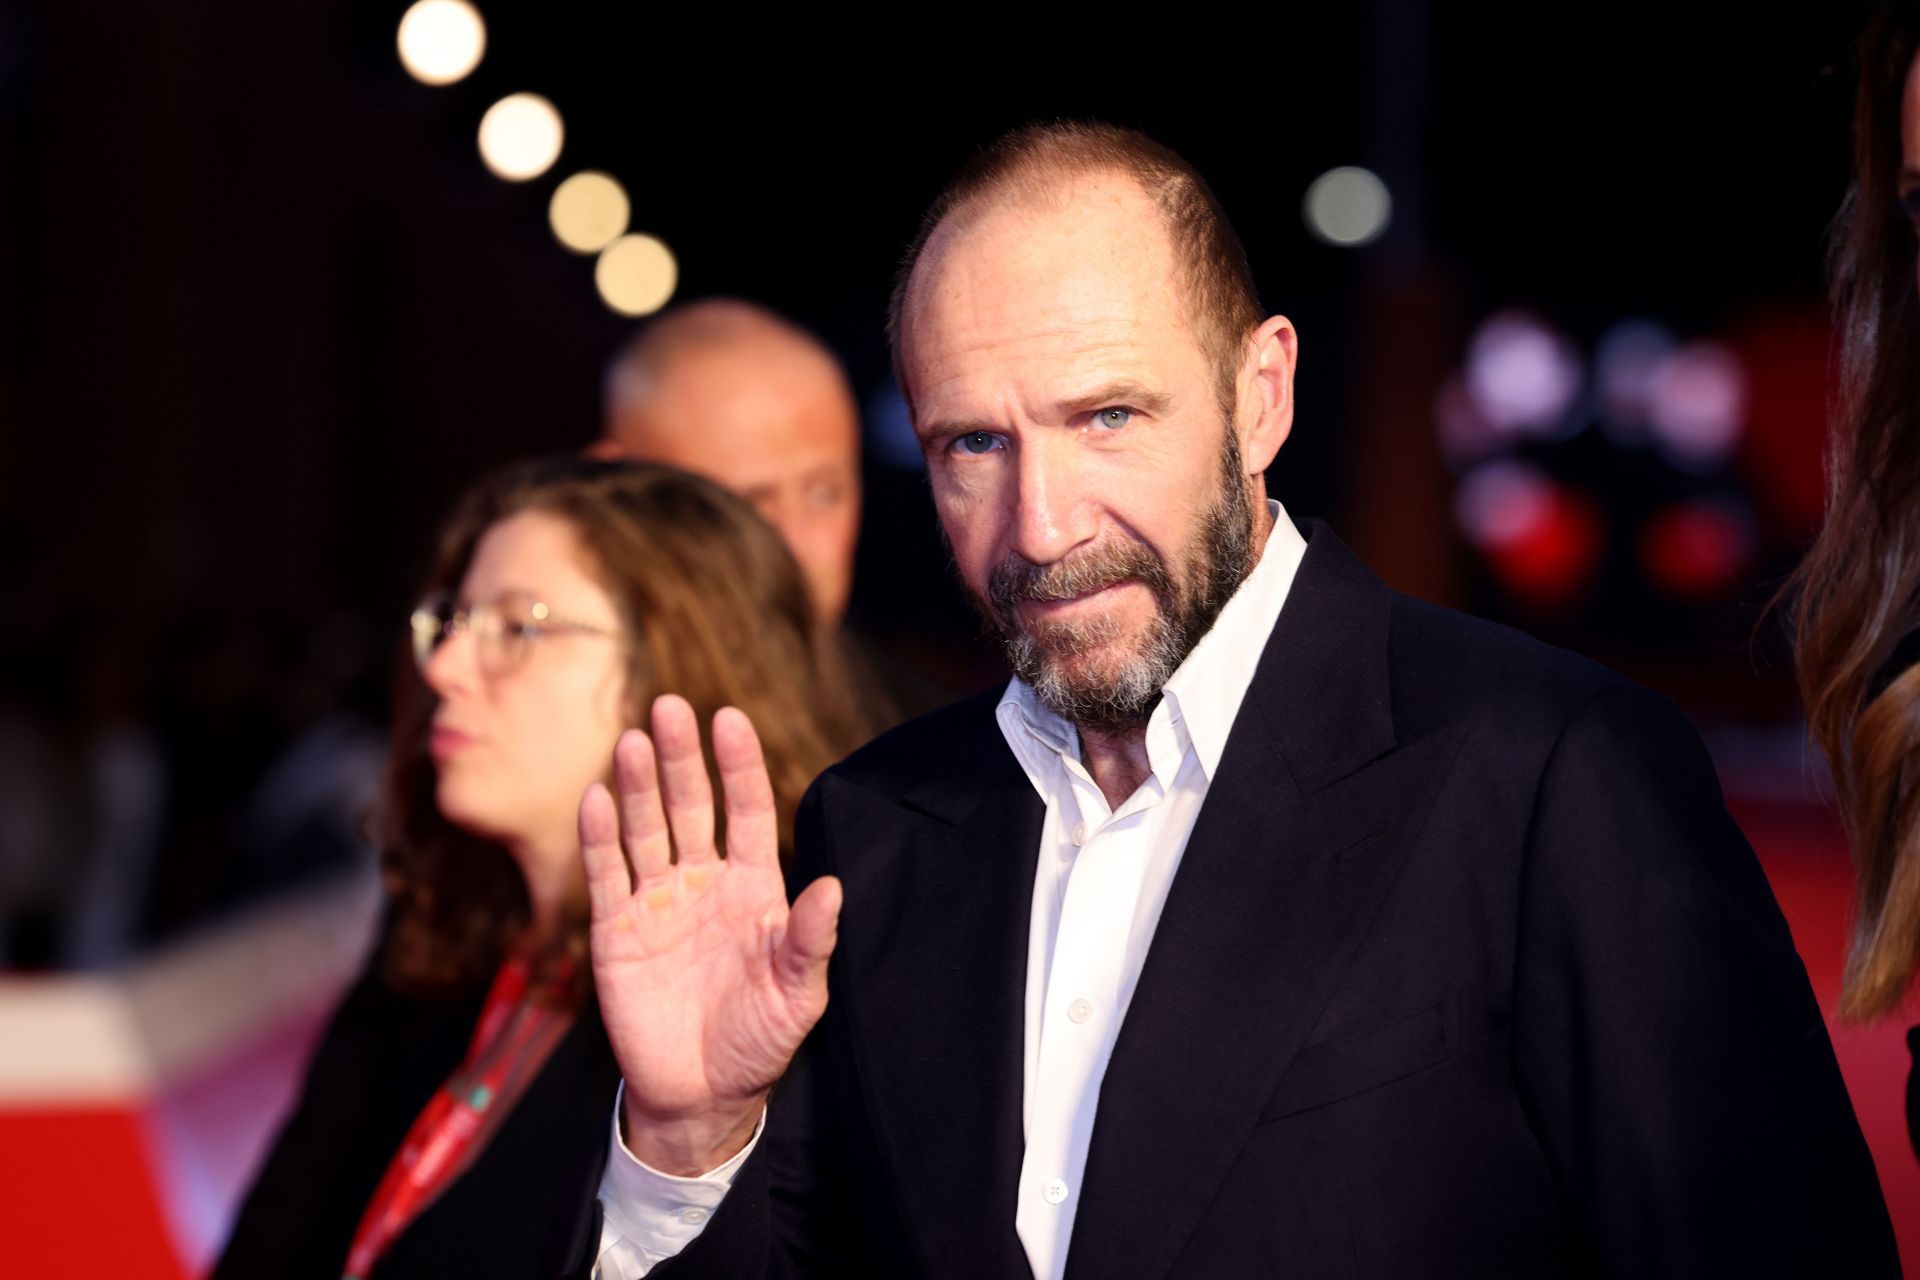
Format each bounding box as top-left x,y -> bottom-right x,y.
1015,579 -> 1137,620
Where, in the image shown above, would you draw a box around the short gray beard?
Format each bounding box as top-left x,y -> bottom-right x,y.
977,430 -> 1256,732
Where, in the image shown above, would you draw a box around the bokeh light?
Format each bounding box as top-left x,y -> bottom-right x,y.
1639,499 -> 1756,601
548,172 -> 630,255
1456,460 -> 1555,551
1594,319 -> 1675,445
1465,311 -> 1584,437
1302,166 -> 1392,247
396,0 -> 486,87
1455,461 -> 1605,611
477,93 -> 564,182
594,234 -> 678,316
1648,342 -> 1745,470
1434,374 -> 1501,470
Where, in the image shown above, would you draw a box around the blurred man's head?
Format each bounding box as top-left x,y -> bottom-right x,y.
598,300 -> 862,626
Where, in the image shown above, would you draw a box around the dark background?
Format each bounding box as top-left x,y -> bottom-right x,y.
0,1 -> 1878,956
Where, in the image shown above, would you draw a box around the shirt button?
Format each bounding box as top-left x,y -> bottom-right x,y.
1067,998 -> 1092,1024
680,1207 -> 708,1225
1043,1178 -> 1069,1205
1071,822 -> 1087,846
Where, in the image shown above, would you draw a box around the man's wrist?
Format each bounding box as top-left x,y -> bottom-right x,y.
619,1087 -> 766,1177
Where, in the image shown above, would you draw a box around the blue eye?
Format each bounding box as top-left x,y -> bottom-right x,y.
951,431 -> 1003,456
1093,407 -> 1133,431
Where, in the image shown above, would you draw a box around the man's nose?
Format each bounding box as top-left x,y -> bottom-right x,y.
1007,436 -> 1093,567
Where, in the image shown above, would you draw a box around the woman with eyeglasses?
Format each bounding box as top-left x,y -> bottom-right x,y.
214,456 -> 869,1279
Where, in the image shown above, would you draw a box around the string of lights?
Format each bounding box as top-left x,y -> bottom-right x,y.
394,0 -> 679,318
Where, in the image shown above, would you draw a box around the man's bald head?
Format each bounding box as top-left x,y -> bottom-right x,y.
887,121 -> 1263,422
598,299 -> 862,626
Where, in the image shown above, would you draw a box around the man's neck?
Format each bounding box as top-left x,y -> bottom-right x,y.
1067,495 -> 1276,811
1078,721 -> 1153,810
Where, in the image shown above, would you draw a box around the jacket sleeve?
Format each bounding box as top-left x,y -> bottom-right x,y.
1512,681 -> 1898,1276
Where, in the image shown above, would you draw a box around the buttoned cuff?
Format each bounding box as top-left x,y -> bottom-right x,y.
593,1080 -> 765,1279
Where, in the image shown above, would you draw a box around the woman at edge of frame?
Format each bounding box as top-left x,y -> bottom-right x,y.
1792,1 -> 1920,1156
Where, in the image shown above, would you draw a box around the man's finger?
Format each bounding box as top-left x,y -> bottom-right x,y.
713,707 -> 778,869
652,694 -> 718,866
776,874 -> 842,999
579,781 -> 632,921
614,728 -> 673,881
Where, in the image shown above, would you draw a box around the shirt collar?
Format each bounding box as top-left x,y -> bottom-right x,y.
994,500 -> 1307,790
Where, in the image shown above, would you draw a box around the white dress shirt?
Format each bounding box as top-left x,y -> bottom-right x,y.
594,502 -> 1307,1280
592,1083 -> 764,1280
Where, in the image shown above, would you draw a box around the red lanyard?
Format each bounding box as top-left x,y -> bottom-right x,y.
342,953 -> 576,1280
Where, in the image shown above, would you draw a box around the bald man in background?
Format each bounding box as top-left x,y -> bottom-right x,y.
594,299 -> 863,628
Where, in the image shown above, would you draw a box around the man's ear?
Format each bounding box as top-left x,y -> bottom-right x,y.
1237,315 -> 1297,476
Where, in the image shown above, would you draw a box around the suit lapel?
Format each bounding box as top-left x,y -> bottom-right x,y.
1064,523 -> 1460,1280
836,707 -> 1041,1277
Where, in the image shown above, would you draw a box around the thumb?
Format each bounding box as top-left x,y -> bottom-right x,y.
775,875 -> 842,995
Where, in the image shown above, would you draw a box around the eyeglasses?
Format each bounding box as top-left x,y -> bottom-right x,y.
410,590 -> 621,675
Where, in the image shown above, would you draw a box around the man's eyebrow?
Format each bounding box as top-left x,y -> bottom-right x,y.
913,382 -> 1173,440
1056,382 -> 1170,417
913,414 -> 998,441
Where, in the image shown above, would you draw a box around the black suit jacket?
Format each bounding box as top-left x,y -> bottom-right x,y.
215,950 -> 620,1280
579,520 -> 1897,1279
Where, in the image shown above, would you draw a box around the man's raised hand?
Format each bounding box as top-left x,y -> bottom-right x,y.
580,694 -> 840,1175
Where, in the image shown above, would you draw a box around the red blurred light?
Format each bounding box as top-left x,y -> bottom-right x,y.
1728,307 -> 1831,539
1457,464 -> 1604,611
1484,493 -> 1604,611
1638,501 -> 1755,600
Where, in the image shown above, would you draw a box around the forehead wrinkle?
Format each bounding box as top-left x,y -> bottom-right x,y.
927,330 -> 1149,372
917,337 -> 1160,426
905,177 -> 1211,423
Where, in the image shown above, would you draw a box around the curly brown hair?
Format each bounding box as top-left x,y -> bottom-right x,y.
378,457 -> 872,996
1791,3 -> 1920,1021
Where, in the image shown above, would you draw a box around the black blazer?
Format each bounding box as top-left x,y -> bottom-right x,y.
574,520 -> 1897,1279
215,949 -> 620,1280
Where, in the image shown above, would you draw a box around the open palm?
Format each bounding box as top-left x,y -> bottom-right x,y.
580,695 -> 839,1173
